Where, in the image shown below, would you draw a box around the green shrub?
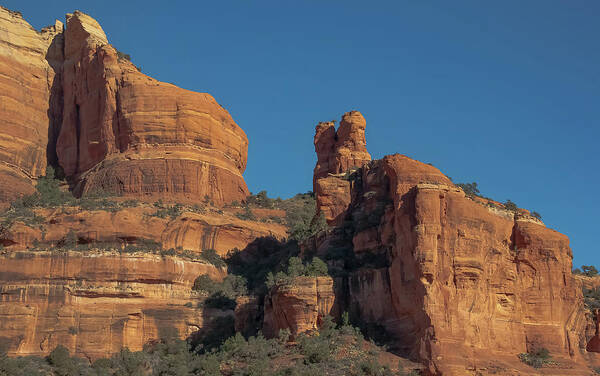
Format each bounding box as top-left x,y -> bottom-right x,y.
193,274 -> 218,293
246,191 -> 274,208
0,318 -> 394,376
456,182 -> 481,197
236,205 -> 256,221
531,211 -> 542,220
584,287 -> 600,313
266,256 -> 329,288
518,347 -> 551,368
226,237 -> 301,294
151,203 -> 182,219
193,274 -> 247,310
116,50 -> 131,61
305,257 -> 329,277
290,213 -> 328,241
503,199 -> 518,212
582,265 -> 599,277
200,249 -> 226,267
64,230 -> 78,248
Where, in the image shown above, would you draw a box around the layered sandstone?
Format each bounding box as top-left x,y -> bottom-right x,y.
313,111 -> 371,225
0,250 -> 227,360
307,113 -> 593,375
56,11 -> 249,204
0,205 -> 287,256
0,8 -> 250,206
0,7 -> 63,204
263,276 -> 335,338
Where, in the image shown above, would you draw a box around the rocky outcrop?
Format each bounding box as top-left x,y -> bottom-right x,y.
0,8 -> 250,206
313,111 -> 371,225
0,7 -> 63,205
56,11 -> 249,204
0,251 -> 226,360
263,276 -> 335,339
0,205 -> 287,256
310,113 -> 592,375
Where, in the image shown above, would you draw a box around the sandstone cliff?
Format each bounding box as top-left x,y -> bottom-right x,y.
0,8 -> 282,361
0,250 -> 226,360
0,9 -> 250,206
0,7 -> 63,205
263,276 -> 335,339
305,112 -> 595,375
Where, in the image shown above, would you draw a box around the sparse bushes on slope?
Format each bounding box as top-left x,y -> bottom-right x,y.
583,265 -> 598,277
193,273 -> 248,310
235,204 -> 256,221
226,237 -> 301,293
518,347 -> 552,369
265,256 -> 329,288
244,191 -> 328,241
583,287 -> 600,314
456,182 -> 481,197
503,199 -> 518,212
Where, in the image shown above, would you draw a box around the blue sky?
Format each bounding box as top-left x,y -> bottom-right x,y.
7,1 -> 598,267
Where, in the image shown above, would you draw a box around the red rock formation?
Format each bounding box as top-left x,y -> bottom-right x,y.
0,250 -> 226,359
263,276 -> 335,339
55,11 -> 249,205
0,205 -> 287,256
309,118 -> 592,374
313,111 -> 371,225
0,7 -> 63,205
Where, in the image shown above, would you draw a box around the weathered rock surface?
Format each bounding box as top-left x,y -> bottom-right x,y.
308,113 -> 593,375
0,8 -> 250,206
55,11 -> 249,204
0,251 -> 226,360
263,276 -> 335,339
0,205 -> 287,256
313,111 -> 371,225
587,310 -> 600,353
0,7 -> 63,204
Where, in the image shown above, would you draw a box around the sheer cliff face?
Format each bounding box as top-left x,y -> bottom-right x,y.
0,251 -> 226,359
0,9 -> 249,206
312,112 -> 591,375
0,7 -> 63,204
57,12 -> 249,204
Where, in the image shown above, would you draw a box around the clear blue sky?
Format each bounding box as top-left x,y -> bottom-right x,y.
8,1 -> 598,267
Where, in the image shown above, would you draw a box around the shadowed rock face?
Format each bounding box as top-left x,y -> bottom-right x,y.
308,113 -> 592,375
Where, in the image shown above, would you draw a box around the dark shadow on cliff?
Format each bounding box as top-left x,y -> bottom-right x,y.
226,236 -> 301,295
45,31 -> 64,170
